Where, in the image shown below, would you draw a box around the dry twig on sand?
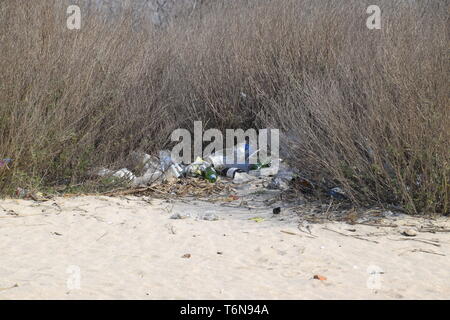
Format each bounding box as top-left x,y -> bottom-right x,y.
322,226 -> 379,244
0,283 -> 18,291
388,237 -> 441,247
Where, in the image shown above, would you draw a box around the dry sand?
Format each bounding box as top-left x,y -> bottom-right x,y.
0,192 -> 449,300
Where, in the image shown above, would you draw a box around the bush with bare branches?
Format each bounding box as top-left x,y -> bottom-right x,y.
0,0 -> 448,214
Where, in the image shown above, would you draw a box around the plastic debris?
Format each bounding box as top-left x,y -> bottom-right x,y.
205,154 -> 226,171
164,163 -> 183,181
15,187 -> 30,199
184,157 -> 208,177
170,212 -> 219,221
95,167 -> 135,181
159,150 -> 174,172
128,151 -> 157,172
113,168 -> 135,180
198,212 -> 219,221
132,168 -> 163,186
402,229 -> 417,237
205,142 -> 258,172
233,172 -> 255,184
0,158 -> 13,169
267,162 -> 295,190
96,168 -> 114,177
250,166 -> 278,177
267,177 -> 290,190
328,187 -> 346,200
170,212 -> 191,220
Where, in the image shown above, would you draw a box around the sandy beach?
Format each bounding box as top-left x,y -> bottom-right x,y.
0,188 -> 449,300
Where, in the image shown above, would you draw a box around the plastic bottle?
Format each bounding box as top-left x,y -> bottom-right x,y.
206,143 -> 259,172
159,150 -> 173,172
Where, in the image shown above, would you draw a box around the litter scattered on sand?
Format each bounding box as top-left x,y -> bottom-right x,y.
0,173 -> 449,299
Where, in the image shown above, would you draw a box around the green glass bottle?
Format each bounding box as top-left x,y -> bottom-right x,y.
249,161 -> 271,171
203,167 -> 218,183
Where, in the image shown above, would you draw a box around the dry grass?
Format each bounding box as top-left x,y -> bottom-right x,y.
0,0 -> 448,214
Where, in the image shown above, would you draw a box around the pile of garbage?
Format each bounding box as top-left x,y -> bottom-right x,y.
92,143 -> 350,201
3,150 -> 347,201
94,143 -> 284,188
